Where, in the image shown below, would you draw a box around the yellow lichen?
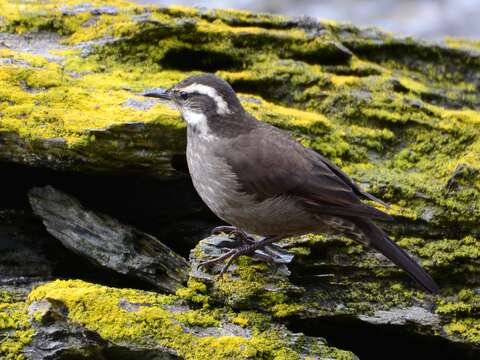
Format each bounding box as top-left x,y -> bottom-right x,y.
176,278 -> 210,308
444,319 -> 480,343
0,55 -> 183,144
174,310 -> 220,327
330,75 -> 359,87
231,314 -> 250,327
398,77 -> 428,93
444,37 -> 480,51
0,295 -> 34,360
27,280 -> 352,359
242,95 -> 331,133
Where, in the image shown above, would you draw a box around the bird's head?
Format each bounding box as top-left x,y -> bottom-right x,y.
143,74 -> 244,128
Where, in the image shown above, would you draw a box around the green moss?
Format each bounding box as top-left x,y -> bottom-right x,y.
444,37 -> 480,51
0,1 -> 478,221
327,281 -> 418,315
270,303 -> 306,318
416,236 -> 480,273
435,288 -> 480,344
0,0 -> 140,38
231,313 -> 251,327
242,94 -> 332,134
398,77 -> 428,93
444,318 -> 480,343
0,55 -> 184,145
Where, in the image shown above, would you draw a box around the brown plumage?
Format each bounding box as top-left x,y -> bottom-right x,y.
143,73 -> 439,293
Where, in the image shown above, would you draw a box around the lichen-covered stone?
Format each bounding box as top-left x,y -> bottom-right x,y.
0,0 -> 477,239
0,285 -> 35,360
191,233 -> 480,350
20,279 -> 356,360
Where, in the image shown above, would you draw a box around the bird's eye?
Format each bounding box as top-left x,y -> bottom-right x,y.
179,92 -> 189,100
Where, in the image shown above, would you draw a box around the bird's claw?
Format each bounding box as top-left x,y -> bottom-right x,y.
198,242 -> 280,276
210,226 -> 256,244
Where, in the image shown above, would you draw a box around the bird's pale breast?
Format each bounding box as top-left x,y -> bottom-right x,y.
186,130 -> 319,236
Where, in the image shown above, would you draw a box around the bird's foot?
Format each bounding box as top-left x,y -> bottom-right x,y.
199,235 -> 291,276
210,225 -> 255,244
199,244 -> 257,276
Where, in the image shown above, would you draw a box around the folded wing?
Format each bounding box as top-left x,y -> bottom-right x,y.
221,121 -> 391,221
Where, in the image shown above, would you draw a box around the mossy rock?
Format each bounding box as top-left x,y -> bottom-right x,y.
1,0 -> 480,357
191,234 -> 480,350
1,279 -> 357,359
0,285 -> 36,360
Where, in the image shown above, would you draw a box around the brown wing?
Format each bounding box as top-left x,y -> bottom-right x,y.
219,119 -> 391,221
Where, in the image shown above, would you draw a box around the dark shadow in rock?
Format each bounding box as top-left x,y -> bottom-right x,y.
170,153 -> 189,174
348,41 -> 480,86
0,210 -> 55,279
287,42 -> 353,66
52,247 -> 160,292
0,161 -> 217,257
229,78 -> 296,106
287,315 -> 480,360
103,347 -> 178,360
0,209 -> 161,291
161,47 -> 243,71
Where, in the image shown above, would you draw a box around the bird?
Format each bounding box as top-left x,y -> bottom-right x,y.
143,73 -> 439,293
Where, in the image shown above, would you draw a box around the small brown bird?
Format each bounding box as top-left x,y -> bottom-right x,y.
144,74 -> 438,293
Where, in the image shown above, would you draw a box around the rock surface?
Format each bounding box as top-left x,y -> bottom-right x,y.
0,0 -> 479,359
29,185 -> 189,293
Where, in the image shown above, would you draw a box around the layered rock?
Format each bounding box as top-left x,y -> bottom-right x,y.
192,234 -> 478,353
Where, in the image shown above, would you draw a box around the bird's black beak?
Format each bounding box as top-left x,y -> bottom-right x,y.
141,88 -> 172,101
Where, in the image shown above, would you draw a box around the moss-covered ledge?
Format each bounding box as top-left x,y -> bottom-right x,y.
0,279 -> 357,359
190,234 -> 480,350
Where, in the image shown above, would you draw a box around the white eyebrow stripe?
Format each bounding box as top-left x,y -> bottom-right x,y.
179,83 -> 231,115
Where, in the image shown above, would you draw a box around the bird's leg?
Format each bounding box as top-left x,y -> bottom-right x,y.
199,235 -> 285,275
210,225 -> 255,244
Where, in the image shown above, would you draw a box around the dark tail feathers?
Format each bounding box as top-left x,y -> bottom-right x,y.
352,220 -> 439,293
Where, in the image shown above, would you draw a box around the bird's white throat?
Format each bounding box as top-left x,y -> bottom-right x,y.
181,109 -> 216,140
181,108 -> 206,126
